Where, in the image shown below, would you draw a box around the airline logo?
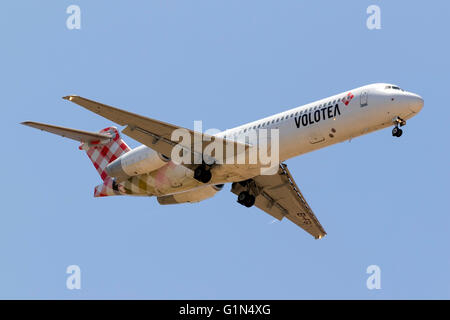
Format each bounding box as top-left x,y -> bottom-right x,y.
294,104 -> 341,128
342,92 -> 354,106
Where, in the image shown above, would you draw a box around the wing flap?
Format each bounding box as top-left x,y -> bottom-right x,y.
231,163 -> 326,239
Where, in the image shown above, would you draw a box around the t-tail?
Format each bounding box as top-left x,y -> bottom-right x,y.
21,121 -> 130,197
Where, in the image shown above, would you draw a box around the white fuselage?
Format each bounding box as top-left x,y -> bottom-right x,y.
116,83 -> 423,196
219,82 -> 423,162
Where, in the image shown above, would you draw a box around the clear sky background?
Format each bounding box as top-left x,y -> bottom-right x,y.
1,1 -> 449,299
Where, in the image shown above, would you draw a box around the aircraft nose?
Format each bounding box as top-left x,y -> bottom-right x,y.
406,93 -> 424,113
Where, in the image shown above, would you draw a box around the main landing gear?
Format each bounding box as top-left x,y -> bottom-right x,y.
194,164 -> 212,183
237,191 -> 255,208
392,116 -> 406,138
235,179 -> 256,208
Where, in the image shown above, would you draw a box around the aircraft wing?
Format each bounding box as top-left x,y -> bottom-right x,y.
231,163 -> 327,239
63,95 -> 249,167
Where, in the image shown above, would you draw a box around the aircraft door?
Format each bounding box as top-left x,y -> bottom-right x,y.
360,91 -> 368,107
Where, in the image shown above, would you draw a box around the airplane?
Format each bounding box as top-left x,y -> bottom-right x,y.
22,83 -> 424,239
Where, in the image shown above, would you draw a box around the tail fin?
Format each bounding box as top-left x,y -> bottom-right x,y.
80,127 -> 130,181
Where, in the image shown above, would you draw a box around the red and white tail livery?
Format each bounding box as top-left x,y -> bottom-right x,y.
80,127 -> 130,181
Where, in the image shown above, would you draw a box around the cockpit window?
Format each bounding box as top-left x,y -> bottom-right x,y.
385,85 -> 404,91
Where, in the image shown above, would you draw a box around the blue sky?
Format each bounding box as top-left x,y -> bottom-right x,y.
1,1 -> 449,299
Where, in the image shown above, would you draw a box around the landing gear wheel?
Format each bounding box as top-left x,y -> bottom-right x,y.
200,170 -> 211,183
392,116 -> 405,138
194,166 -> 212,183
392,127 -> 399,137
237,191 -> 247,203
392,127 -> 403,137
237,191 -> 255,208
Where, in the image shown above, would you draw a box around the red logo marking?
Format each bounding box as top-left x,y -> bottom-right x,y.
342,92 -> 354,106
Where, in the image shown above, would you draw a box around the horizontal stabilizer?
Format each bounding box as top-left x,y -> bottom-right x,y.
21,121 -> 112,144
22,121 -> 131,181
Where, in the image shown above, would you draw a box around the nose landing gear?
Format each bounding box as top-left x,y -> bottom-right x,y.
392,126 -> 403,137
392,116 -> 406,138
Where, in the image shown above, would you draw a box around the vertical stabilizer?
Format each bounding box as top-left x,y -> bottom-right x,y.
80,127 -> 130,181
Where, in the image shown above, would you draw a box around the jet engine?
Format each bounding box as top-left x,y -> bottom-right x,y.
106,145 -> 169,181
157,184 -> 224,205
